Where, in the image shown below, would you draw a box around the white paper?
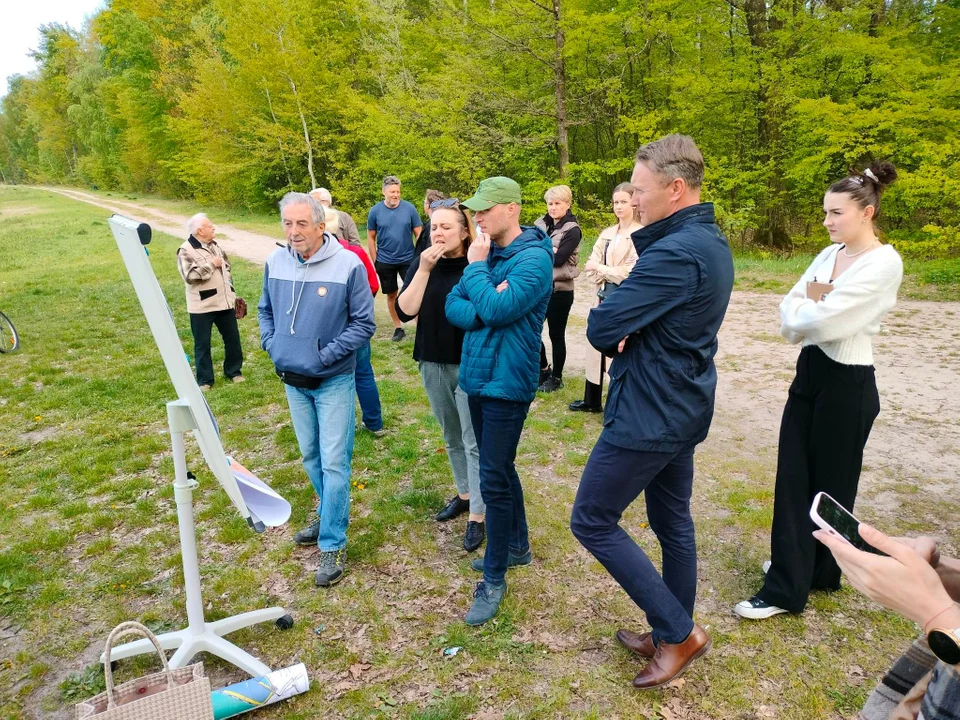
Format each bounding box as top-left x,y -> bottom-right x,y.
226,457 -> 291,527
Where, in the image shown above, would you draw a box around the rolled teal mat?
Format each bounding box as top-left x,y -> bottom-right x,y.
211,663 -> 309,719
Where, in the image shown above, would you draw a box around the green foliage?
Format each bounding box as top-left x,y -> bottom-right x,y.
59,664 -> 106,703
1,0 -> 959,250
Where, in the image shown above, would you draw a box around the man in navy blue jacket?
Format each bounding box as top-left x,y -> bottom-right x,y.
571,135 -> 734,689
259,193 -> 375,588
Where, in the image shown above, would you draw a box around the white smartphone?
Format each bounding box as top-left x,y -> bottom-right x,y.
809,492 -> 886,555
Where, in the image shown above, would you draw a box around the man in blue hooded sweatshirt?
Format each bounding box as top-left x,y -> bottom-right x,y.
259,192 -> 375,588
445,177 -> 554,625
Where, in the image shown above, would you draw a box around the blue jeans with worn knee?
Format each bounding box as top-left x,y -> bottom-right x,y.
469,396 -> 530,586
284,371 -> 356,551
354,341 -> 382,431
571,437 -> 697,645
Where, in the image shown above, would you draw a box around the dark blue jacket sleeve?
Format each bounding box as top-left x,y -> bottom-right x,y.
586,245 -> 695,355
318,263 -> 376,366
459,250 -> 552,329
257,260 -> 275,352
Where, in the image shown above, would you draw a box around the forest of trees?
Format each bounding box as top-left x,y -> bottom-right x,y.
0,0 -> 958,255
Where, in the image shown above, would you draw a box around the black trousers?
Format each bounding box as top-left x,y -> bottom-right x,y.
189,309 -> 243,386
539,290 -> 574,379
757,345 -> 880,612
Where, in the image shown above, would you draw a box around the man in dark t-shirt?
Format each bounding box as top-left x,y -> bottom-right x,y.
367,175 -> 422,342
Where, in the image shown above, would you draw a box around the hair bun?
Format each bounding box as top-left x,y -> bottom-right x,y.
865,160 -> 897,189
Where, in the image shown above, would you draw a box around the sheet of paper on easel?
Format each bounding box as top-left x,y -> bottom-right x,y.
227,458 -> 291,527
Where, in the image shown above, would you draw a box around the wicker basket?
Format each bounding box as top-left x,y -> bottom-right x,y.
76,621 -> 213,719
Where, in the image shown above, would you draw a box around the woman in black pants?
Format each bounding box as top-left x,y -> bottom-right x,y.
735,161 -> 904,620
535,184 -> 582,392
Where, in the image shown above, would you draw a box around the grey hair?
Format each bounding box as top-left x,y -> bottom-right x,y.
187,213 -> 209,234
634,134 -> 704,189
382,175 -> 401,187
279,192 -> 325,225
310,187 -> 333,203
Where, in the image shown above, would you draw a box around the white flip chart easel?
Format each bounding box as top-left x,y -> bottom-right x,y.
103,214 -> 292,677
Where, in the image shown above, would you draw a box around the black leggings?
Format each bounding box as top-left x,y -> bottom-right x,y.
539,290 -> 574,379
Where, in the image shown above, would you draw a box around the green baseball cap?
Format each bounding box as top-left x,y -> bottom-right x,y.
462,176 -> 523,211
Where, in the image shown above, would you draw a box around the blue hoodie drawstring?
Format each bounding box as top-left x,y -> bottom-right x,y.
286,256 -> 308,335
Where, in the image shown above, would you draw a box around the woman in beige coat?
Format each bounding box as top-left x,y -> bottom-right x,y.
568,182 -> 642,412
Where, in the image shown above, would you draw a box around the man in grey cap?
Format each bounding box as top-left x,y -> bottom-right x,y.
445,177 -> 554,625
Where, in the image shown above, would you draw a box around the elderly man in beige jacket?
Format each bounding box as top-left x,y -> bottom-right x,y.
177,213 -> 244,390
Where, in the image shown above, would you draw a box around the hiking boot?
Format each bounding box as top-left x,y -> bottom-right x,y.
538,376 -> 563,393
294,516 -> 321,546
471,548 -> 532,572
392,328 -> 405,342
436,496 -> 469,522
465,580 -> 506,626
568,400 -> 601,413
733,595 -> 788,620
315,547 -> 347,587
463,521 -> 485,552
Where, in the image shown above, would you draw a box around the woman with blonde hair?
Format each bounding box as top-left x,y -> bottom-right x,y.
569,182 -> 643,412
535,184 -> 582,392
397,201 -> 486,552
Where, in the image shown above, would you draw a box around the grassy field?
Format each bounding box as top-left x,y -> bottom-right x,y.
0,185 -> 940,719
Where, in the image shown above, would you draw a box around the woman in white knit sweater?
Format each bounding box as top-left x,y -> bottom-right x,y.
735,161 -> 904,620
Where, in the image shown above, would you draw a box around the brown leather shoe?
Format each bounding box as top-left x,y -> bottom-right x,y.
633,624 -> 711,690
616,628 -> 656,659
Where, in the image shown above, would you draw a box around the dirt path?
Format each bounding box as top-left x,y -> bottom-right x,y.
39,187 -> 280,264
43,186 -> 960,527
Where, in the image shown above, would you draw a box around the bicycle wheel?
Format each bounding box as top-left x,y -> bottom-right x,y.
0,311 -> 19,353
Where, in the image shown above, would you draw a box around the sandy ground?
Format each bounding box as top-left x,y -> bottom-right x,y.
560,274 -> 960,531
47,186 -> 960,526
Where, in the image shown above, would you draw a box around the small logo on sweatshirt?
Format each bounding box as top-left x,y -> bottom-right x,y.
317,286 -> 328,297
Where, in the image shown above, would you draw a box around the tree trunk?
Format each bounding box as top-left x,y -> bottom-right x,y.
286,76 -> 317,190
263,81 -> 294,188
552,0 -> 569,177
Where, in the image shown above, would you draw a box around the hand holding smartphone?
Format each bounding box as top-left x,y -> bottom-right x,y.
809,492 -> 887,556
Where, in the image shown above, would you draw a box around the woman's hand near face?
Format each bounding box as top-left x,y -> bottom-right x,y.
419,243 -> 445,272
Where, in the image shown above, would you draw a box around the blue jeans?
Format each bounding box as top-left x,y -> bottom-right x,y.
571,437 -> 697,645
354,341 -> 383,431
284,372 -> 356,551
468,396 -> 530,586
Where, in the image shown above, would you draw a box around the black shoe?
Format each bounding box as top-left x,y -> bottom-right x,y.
463,521 -> 485,552
539,366 -> 552,385
538,376 -> 563,393
568,399 -> 601,413
435,496 -> 469,522
392,328 -> 405,342
294,516 -> 321,546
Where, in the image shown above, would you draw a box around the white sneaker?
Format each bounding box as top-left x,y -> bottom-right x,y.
762,560 -> 771,574
734,596 -> 789,620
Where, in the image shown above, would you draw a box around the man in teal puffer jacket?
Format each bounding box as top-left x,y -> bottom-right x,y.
446,177 -> 553,626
